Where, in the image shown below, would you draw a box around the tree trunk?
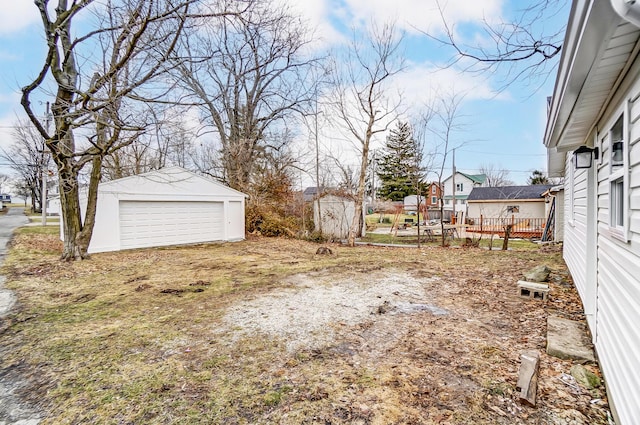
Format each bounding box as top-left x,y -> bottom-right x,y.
59,163 -> 85,260
58,156 -> 104,260
502,224 -> 512,251
439,201 -> 447,247
75,156 -> 104,255
348,139 -> 370,247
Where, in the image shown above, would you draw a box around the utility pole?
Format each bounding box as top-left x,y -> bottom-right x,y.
314,93 -> 322,235
451,148 -> 456,223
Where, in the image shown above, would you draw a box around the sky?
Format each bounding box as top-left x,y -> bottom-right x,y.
0,0 -> 570,187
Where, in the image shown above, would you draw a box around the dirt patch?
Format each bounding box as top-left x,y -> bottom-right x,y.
220,270 -> 441,351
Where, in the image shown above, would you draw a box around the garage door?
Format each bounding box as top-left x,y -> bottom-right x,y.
119,201 -> 224,249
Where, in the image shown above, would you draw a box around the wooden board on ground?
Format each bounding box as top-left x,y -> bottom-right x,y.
516,350 -> 540,406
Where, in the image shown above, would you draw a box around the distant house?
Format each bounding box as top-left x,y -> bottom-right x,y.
442,172 -> 486,213
403,183 -> 441,214
425,182 -> 441,209
47,196 -> 61,216
467,185 -> 553,219
543,0 -> 640,422
303,186 -> 326,203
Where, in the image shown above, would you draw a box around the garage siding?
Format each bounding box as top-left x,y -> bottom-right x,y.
119,201 -> 224,249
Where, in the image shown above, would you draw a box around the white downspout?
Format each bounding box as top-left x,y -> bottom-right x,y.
611,0 -> 640,27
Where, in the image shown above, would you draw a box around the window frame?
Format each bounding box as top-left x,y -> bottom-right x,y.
607,105 -> 630,242
568,153 -> 575,226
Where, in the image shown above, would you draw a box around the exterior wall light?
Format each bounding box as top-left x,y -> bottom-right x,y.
611,0 -> 640,28
574,146 -> 599,169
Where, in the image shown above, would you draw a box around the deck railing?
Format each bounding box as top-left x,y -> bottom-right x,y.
466,216 -> 546,239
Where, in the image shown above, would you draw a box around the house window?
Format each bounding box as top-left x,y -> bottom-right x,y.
431,185 -> 436,194
507,206 -> 519,213
610,116 -> 624,167
608,111 -> 629,241
611,177 -> 624,228
456,183 -> 463,192
431,196 -> 437,204
445,199 -> 450,205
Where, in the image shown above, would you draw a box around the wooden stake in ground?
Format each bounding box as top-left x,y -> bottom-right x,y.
516,351 -> 540,406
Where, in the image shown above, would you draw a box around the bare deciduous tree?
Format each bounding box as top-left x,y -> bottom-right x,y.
330,22 -> 405,247
1,118 -> 50,212
479,163 -> 514,187
21,0 -> 238,260
175,0 -> 319,191
424,92 -> 468,247
427,0 -> 567,90
103,112 -> 197,180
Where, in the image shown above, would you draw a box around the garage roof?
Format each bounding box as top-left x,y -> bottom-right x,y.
467,185 -> 553,201
98,166 -> 248,197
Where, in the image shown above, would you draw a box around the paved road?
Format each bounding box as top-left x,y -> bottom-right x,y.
0,208 -> 42,425
0,208 -> 29,317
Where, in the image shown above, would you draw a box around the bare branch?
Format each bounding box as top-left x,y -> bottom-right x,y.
421,0 -> 567,92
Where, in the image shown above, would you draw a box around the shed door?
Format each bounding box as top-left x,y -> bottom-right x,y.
119,201 -> 224,249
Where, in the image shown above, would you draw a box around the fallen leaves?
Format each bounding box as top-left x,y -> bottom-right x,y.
0,234 -> 610,424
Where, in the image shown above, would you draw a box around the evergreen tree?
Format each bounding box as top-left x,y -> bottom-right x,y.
376,121 -> 426,201
527,169 -> 550,185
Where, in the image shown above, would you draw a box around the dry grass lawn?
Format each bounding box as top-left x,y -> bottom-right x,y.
0,228 -> 610,424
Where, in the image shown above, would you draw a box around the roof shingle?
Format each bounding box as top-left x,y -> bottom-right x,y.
467,185 -> 554,201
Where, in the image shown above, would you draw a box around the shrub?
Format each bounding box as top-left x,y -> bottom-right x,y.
304,231 -> 327,243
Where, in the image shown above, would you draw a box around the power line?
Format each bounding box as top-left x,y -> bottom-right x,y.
461,168 -> 549,175
458,149 -> 546,157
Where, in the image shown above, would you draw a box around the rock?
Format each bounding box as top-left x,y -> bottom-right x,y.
524,265 -> 551,282
375,300 -> 392,314
546,316 -> 595,362
570,364 -> 601,389
315,247 -> 333,255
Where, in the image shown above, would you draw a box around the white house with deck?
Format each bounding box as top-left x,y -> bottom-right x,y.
66,167 -> 247,253
544,0 -> 640,422
466,185 -> 553,219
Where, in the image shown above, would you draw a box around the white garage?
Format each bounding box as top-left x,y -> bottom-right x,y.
70,166 -> 247,253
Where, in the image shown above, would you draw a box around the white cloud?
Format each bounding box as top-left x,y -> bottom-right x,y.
280,0 -> 346,50
333,0 -> 504,36
0,1 -> 40,35
389,63 -> 511,110
280,0 -> 507,55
